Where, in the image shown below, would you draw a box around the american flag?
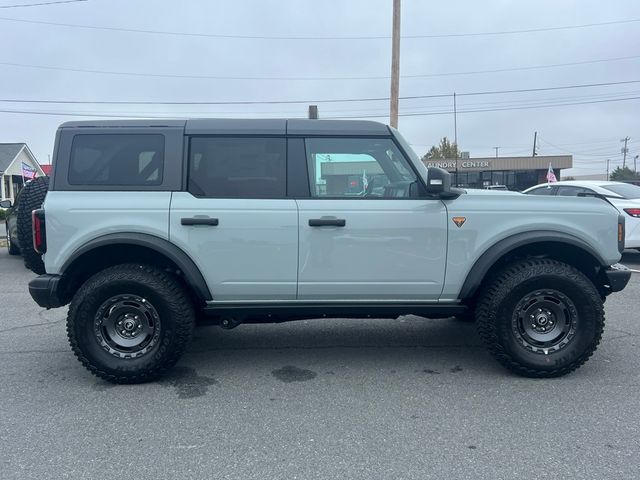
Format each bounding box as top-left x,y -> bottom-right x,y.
546,163 -> 557,183
21,162 -> 37,180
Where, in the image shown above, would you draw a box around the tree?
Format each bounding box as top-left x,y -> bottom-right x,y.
422,137 -> 459,160
609,166 -> 640,182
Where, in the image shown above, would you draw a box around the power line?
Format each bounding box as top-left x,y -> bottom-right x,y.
0,0 -> 86,8
327,95 -> 640,118
2,93 -> 640,119
2,79 -> 640,106
2,54 -> 639,81
0,16 -> 637,40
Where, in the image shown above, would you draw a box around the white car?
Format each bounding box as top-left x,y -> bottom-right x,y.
523,180 -> 640,249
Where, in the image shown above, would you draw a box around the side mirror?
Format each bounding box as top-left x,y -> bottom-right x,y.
0,199 -> 12,209
426,167 -> 451,194
425,167 -> 461,199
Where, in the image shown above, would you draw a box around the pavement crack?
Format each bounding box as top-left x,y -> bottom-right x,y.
0,318 -> 65,335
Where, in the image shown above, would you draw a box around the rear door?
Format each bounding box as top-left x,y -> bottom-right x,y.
169,135 -> 298,301
296,136 -> 448,301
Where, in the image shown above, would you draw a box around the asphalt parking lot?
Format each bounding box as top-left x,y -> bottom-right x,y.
1,250 -> 639,479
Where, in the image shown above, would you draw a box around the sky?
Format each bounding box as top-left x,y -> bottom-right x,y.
0,0 -> 639,176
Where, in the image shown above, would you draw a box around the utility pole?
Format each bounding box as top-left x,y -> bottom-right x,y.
494,147 -> 500,158
389,0 -> 401,128
532,131 -> 538,156
621,136 -> 629,168
453,92 -> 458,185
607,159 -> 610,180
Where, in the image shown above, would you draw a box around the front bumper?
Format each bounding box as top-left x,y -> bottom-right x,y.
29,274 -> 64,309
603,264 -> 631,293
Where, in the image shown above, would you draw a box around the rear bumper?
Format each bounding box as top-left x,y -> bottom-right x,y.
29,274 -> 64,309
603,264 -> 631,293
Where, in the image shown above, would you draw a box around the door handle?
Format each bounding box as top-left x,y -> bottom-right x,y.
309,218 -> 346,227
181,217 -> 219,226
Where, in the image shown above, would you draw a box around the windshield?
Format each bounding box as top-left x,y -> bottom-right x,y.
389,127 -> 429,179
601,183 -> 640,199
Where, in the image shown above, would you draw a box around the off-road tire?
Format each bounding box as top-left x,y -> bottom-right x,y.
16,176 -> 49,274
67,264 -> 195,384
7,224 -> 20,255
476,258 -> 604,378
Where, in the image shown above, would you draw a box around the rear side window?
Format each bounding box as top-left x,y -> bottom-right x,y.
188,137 -> 286,198
556,186 -> 593,196
69,134 -> 164,186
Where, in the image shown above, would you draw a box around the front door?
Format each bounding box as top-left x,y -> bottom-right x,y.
170,136 -> 298,301
297,137 -> 448,301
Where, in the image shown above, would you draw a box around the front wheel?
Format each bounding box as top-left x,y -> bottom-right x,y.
476,258 -> 604,377
67,264 -> 195,384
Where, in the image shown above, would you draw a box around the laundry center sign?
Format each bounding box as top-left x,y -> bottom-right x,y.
425,160 -> 491,169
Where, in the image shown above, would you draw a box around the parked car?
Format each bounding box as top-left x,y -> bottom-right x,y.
484,184 -> 508,191
1,191 -> 22,255
523,180 -> 640,249
25,119 -> 629,383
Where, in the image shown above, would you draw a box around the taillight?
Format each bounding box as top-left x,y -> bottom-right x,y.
618,215 -> 625,253
32,209 -> 47,254
624,208 -> 640,218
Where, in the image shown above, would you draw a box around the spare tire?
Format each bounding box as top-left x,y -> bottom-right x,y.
17,176 -> 49,274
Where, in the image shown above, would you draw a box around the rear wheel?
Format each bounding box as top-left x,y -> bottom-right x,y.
476,258 -> 604,377
16,176 -> 49,274
67,264 -> 195,384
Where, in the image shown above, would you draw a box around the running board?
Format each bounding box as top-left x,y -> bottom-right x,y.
201,302 -> 466,324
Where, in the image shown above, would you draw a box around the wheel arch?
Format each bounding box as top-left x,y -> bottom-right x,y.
459,231 -> 607,301
59,233 -> 212,304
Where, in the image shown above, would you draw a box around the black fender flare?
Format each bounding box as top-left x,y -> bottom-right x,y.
61,232 -> 212,301
458,230 -> 607,300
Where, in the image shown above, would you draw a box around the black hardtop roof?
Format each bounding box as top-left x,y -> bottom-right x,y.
58,118 -> 391,136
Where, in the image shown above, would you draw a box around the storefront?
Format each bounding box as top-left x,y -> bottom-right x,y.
423,155 -> 572,191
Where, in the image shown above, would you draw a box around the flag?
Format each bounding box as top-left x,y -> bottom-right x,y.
21,162 -> 37,180
546,163 -> 557,183
362,170 -> 368,191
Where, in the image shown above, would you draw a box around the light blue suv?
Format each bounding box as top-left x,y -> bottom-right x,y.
26,119 -> 630,383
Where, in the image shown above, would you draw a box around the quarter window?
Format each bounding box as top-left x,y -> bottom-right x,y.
188,137 -> 286,198
305,137 -> 417,198
69,134 -> 164,186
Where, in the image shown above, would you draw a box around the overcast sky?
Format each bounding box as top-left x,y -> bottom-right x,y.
1,0 -> 639,175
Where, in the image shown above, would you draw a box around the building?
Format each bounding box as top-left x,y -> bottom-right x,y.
568,173 -> 608,181
0,143 -> 46,203
424,154 -> 572,191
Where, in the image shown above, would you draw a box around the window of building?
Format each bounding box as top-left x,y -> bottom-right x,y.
305,138 -> 417,198
188,137 -> 286,198
69,134 -> 164,186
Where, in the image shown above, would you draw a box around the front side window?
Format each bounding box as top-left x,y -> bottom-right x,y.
305,137 -> 417,198
188,137 -> 286,198
69,134 -> 164,186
